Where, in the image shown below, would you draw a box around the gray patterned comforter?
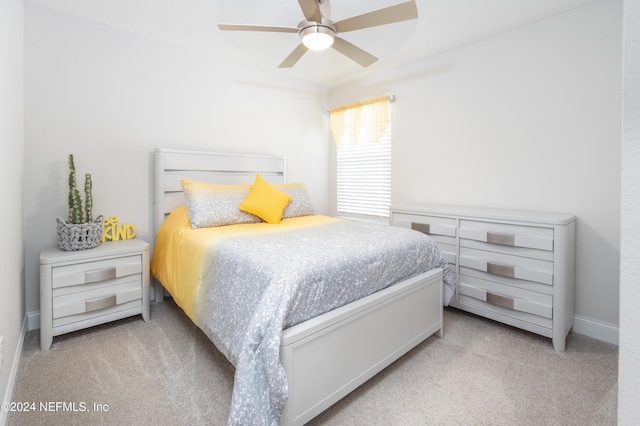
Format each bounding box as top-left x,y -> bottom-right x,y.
187,218 -> 454,425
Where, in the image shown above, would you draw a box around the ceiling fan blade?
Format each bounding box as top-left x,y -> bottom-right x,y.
297,0 -> 322,22
334,1 -> 418,33
278,43 -> 309,68
218,23 -> 298,33
332,37 -> 378,67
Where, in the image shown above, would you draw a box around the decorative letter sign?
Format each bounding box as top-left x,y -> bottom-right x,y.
102,216 -> 137,242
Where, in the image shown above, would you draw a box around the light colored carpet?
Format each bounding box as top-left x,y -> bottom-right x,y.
8,301 -> 618,425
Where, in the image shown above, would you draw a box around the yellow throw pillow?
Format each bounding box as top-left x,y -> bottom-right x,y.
240,174 -> 292,224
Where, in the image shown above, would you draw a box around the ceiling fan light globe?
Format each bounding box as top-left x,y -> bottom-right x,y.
298,21 -> 336,51
302,32 -> 334,51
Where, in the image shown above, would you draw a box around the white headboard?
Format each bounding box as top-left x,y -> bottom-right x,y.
154,148 -> 287,238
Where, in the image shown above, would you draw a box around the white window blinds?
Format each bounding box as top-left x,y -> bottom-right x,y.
336,128 -> 391,219
330,96 -> 392,220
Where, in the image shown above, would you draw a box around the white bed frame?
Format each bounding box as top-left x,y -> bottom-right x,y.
153,148 -> 444,425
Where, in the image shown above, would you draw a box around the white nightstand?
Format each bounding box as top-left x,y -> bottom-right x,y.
39,239 -> 150,351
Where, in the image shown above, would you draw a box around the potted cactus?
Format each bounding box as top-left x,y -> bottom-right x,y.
56,154 -> 103,251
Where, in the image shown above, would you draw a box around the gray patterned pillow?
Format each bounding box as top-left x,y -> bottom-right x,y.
275,182 -> 317,219
182,179 -> 262,228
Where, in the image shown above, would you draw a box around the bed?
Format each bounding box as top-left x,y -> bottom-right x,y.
151,148 -> 455,426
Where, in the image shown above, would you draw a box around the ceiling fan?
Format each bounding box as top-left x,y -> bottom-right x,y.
218,0 -> 418,68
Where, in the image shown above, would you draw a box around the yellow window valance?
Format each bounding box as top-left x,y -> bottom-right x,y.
328,95 -> 392,147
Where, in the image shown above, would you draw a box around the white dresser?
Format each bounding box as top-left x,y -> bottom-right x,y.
40,239 -> 150,351
390,205 -> 576,352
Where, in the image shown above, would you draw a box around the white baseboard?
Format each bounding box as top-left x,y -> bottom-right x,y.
24,309 -> 621,345
1,315 -> 27,426
27,311 -> 40,331
573,315 -> 619,345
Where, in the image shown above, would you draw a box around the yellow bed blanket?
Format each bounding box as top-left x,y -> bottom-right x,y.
151,206 -> 342,319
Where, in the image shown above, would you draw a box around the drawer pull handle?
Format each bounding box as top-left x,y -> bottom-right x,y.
85,294 -> 117,313
85,268 -> 117,283
487,262 -> 515,278
486,292 -> 515,310
411,223 -> 430,234
486,231 -> 515,246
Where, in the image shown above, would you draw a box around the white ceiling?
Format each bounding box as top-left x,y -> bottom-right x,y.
26,0 -> 601,87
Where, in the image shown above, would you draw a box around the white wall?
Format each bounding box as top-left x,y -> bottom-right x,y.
0,0 -> 25,421
618,0 -> 640,422
13,1 -> 640,420
15,1 -> 640,422
23,4 -> 329,317
328,0 -> 622,339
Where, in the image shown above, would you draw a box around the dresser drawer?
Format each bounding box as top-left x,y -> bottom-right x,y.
459,277 -> 552,329
459,275 -> 552,319
459,247 -> 553,286
437,243 -> 457,266
52,255 -> 142,289
460,265 -> 551,295
392,212 -> 457,246
459,219 -> 554,253
458,294 -> 552,329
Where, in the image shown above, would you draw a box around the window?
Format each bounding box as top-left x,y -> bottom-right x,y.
336,128 -> 391,219
330,96 -> 392,221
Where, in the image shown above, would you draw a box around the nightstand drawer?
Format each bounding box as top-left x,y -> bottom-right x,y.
459,247 -> 553,286
53,278 -> 142,320
459,220 -> 554,252
52,274 -> 140,297
53,299 -> 142,328
52,255 -> 142,289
